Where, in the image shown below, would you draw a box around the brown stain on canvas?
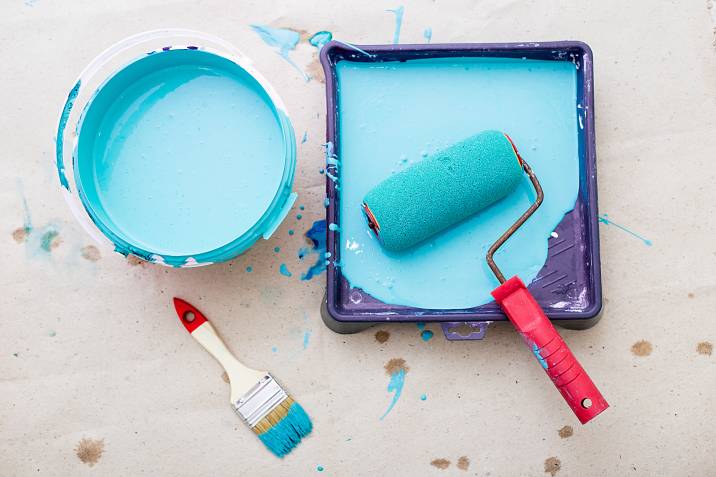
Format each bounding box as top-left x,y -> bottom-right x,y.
375,330 -> 390,344
12,227 -> 29,243
558,425 -> 573,438
456,456 -> 470,471
127,254 -> 146,266
75,438 -> 104,467
307,56 -> 325,83
697,341 -> 713,356
81,245 -> 101,262
631,340 -> 653,357
385,358 -> 408,376
430,458 -> 451,470
221,371 -> 230,383
544,457 -> 561,476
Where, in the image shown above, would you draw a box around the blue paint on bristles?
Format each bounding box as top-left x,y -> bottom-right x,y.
257,402 -> 313,457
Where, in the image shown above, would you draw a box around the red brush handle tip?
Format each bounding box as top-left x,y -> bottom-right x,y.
173,297 -> 208,333
492,277 -> 609,424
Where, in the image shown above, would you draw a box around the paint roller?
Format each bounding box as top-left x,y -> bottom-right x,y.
362,130 -> 608,424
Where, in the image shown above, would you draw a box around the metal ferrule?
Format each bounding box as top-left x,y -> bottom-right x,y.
232,374 -> 287,427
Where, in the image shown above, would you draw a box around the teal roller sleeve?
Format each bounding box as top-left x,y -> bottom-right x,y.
362,130 -> 523,252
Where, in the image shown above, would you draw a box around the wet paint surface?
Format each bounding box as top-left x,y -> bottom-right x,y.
599,214 -> 652,246
251,25 -> 309,81
75,49 -> 286,258
337,57 -> 580,309
386,6 -> 405,44
300,220 -> 327,280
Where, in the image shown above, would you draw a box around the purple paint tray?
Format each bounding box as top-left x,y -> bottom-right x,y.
319,41 -> 601,337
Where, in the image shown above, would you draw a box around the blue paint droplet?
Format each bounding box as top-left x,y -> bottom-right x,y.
297,214 -> 303,220
274,246 -> 281,253
423,27 -> 433,43
416,322 -> 426,330
288,229 -> 294,236
328,223 -> 340,232
324,197 -> 330,207
246,266 -> 253,272
309,31 -> 333,50
301,131 -> 308,144
316,465 -> 325,472
420,393 -> 427,401
299,205 -> 305,210
272,346 -> 278,353
319,168 -> 325,174
303,330 -> 311,349
279,263 -> 292,277
420,330 -> 434,342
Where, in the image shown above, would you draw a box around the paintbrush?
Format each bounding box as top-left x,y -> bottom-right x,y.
173,298 -> 312,457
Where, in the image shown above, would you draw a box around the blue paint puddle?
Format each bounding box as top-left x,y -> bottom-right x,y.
309,31 -> 333,50
598,214 -> 652,246
279,263 -> 292,277
380,368 -> 406,420
301,220 -> 327,280
250,25 -> 309,81
532,343 -> 548,369
420,393 -> 427,401
303,330 -> 312,349
423,27 -> 432,43
386,6 -> 404,44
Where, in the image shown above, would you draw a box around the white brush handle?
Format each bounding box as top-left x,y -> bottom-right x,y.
174,298 -> 266,404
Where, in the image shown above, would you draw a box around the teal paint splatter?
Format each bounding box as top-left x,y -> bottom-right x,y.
274,246 -> 281,253
423,27 -> 432,43
420,330 -> 434,342
301,220 -> 327,280
380,368 -> 406,420
280,263 -> 292,277
303,330 -> 311,349
288,229 -> 295,236
250,25 -> 309,81
246,266 -> 253,272
316,465 -> 325,472
420,393 -> 427,401
297,214 -> 303,220
299,205 -> 305,211
319,168 -> 325,174
55,80 -> 80,190
309,31 -> 333,50
598,214 -> 652,246
386,6 -> 404,44
39,229 -> 59,252
532,343 -> 548,369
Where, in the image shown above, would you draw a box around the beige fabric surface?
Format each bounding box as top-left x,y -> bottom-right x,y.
1,1 -> 715,475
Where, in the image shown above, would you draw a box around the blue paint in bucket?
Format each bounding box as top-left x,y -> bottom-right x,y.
72,48 -> 296,266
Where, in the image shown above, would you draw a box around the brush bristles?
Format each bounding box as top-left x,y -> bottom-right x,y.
252,396 -> 312,457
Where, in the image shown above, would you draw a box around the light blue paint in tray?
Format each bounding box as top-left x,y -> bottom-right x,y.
336,57 -> 580,309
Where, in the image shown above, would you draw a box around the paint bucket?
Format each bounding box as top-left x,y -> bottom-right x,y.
56,29 -> 297,267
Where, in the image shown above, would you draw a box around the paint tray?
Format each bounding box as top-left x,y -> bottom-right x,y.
320,42 -> 601,339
